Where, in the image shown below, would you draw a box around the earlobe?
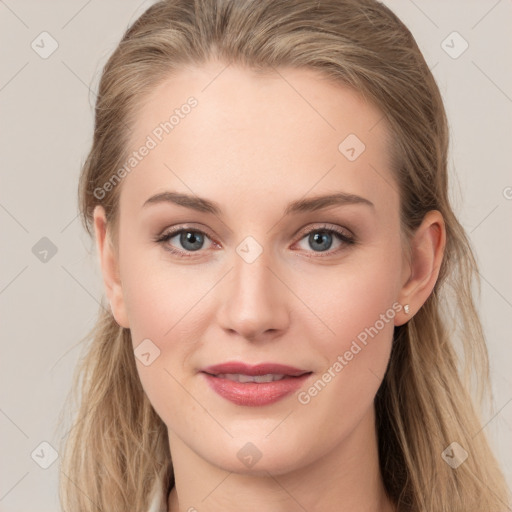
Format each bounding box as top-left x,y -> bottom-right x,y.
395,210 -> 446,326
93,205 -> 130,328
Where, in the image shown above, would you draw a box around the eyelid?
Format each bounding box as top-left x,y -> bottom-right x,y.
158,223 -> 217,242
293,222 -> 354,242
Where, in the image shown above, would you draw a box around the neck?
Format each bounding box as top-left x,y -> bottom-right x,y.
167,405 -> 394,512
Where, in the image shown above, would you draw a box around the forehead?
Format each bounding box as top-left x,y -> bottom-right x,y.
120,62 -> 397,217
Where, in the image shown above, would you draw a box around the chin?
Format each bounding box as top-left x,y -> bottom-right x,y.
197,433 -> 312,476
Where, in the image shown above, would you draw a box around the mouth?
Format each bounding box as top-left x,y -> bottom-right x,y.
200,361 -> 313,406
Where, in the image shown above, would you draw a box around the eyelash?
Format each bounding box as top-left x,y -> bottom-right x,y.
154,223 -> 356,259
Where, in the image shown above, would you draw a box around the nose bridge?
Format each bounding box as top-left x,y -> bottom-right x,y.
217,234 -> 289,339
233,237 -> 272,297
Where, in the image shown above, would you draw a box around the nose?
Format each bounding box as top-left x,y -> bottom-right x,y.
216,241 -> 290,342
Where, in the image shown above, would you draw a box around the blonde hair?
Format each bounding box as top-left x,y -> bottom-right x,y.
58,0 -> 510,510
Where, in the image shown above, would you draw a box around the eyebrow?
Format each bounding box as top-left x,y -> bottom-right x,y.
142,191 -> 374,215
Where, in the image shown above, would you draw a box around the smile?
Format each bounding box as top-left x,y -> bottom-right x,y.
201,370 -> 312,406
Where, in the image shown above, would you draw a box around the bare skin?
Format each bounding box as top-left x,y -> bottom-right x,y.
94,61 -> 445,512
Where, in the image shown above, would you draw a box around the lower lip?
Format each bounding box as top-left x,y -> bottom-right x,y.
201,372 -> 312,406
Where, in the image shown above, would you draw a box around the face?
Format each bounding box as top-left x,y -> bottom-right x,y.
97,61 -> 411,475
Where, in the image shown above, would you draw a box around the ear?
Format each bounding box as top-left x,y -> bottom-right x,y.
395,210 -> 446,326
93,205 -> 130,328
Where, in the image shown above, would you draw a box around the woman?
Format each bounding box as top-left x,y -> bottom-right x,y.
58,0 -> 510,511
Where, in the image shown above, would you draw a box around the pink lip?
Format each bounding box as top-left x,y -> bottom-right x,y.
202,361 -> 309,377
201,361 -> 312,407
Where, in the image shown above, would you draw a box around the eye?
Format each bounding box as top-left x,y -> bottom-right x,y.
294,224 -> 355,256
154,226 -> 216,257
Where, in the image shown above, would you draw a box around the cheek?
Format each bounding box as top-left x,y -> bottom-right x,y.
286,261 -> 400,457
122,268 -> 202,425
116,244 -> 203,405
298,246 -> 402,355
291,243 -> 402,418
119,240 -> 204,340
122,271 -> 206,388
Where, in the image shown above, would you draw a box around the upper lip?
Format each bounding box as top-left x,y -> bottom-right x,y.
201,361 -> 311,377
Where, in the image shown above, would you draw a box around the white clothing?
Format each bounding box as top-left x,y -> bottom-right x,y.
147,479 -> 168,512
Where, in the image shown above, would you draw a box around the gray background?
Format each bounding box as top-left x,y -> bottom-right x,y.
1,1 -> 511,510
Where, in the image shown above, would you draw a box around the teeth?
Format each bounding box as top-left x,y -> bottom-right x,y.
216,373 -> 286,383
